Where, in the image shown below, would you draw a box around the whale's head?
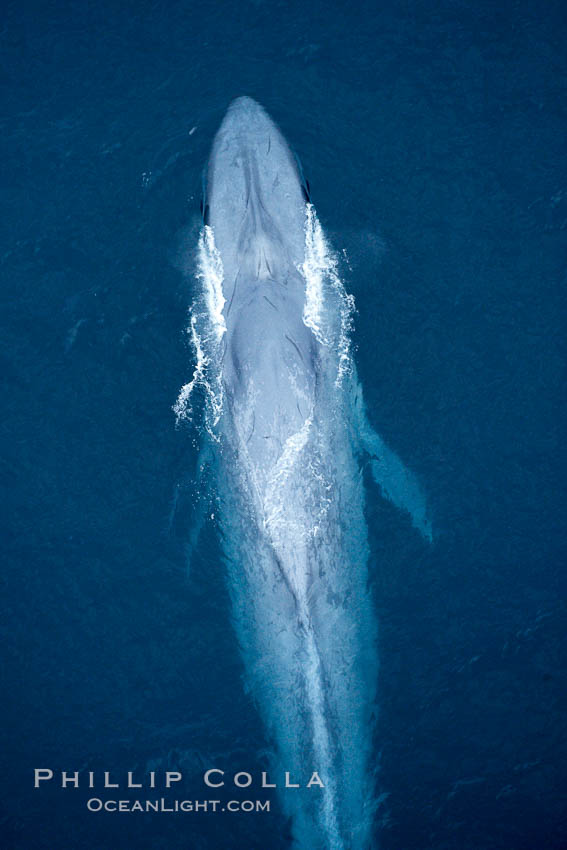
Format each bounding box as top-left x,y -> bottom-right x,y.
200,98 -> 317,476
203,97 -> 309,285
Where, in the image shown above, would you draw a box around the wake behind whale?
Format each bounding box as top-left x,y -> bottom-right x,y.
175,97 -> 431,849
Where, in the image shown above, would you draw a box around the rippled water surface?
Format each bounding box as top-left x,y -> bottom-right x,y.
2,0 -> 566,847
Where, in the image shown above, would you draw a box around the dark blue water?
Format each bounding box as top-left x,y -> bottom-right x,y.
2,0 -> 566,847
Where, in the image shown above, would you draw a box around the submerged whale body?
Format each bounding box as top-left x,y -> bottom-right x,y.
176,96 -> 431,849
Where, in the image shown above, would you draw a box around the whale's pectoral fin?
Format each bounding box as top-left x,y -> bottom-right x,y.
353,382 -> 433,542
365,436 -> 433,542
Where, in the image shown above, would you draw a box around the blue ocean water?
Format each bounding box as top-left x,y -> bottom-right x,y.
2,0 -> 566,848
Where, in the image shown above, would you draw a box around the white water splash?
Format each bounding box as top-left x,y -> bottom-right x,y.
300,204 -> 356,386
198,225 -> 227,342
260,414 -> 344,848
263,414 -> 313,535
173,226 -> 226,438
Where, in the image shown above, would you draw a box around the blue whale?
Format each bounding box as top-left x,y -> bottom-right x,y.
176,96 -> 431,849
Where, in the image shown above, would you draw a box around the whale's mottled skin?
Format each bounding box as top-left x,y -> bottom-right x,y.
189,96 -> 431,849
